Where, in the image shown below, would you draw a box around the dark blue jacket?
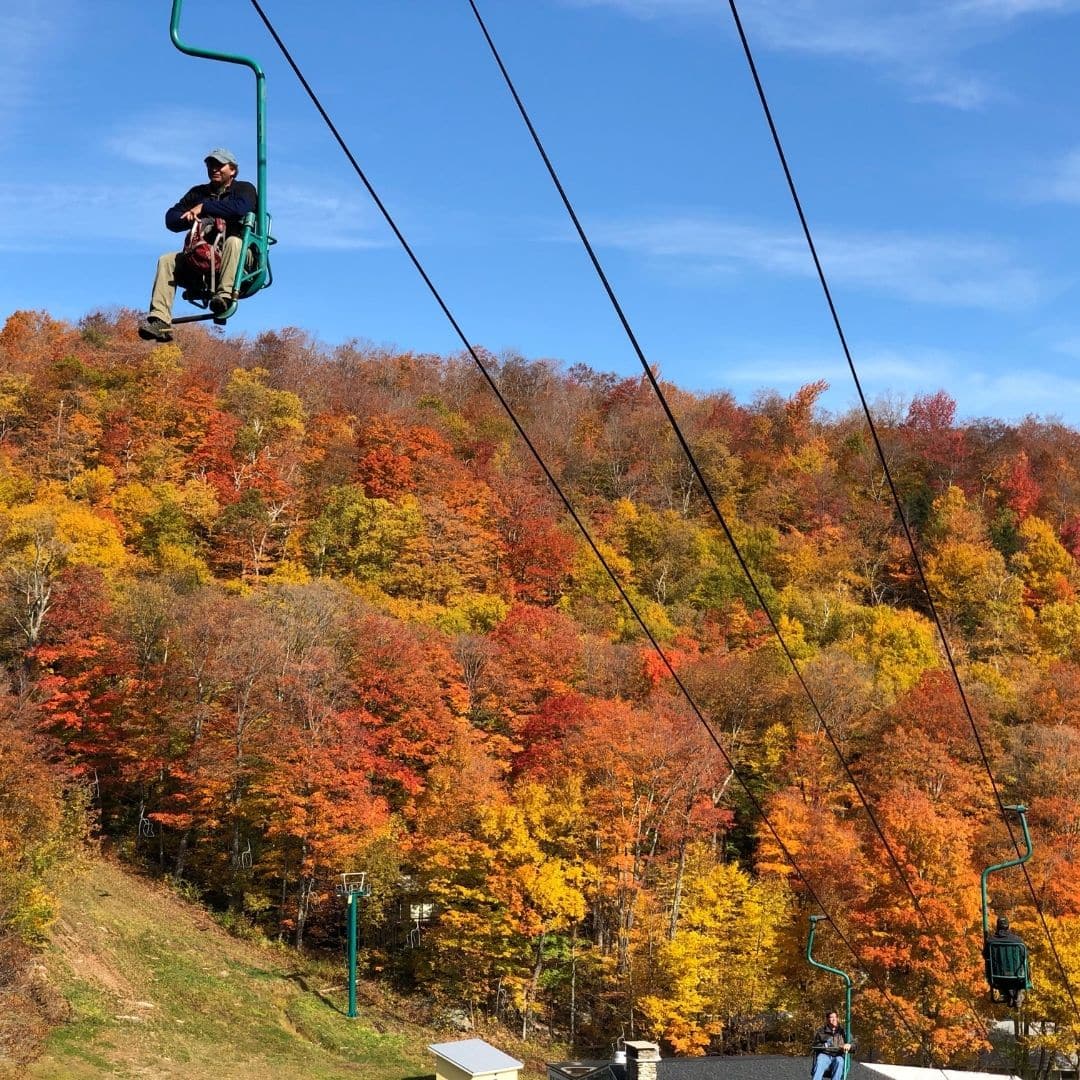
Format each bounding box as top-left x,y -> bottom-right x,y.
165,179 -> 258,235
812,1022 -> 850,1056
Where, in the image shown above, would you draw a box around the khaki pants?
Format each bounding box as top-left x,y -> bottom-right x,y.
148,235 -> 243,325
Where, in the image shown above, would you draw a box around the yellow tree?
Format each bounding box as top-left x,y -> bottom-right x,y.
0,491 -> 127,649
1021,914 -> 1080,1076
0,693 -> 66,942
636,848 -> 790,1054
411,742 -> 586,1033
923,486 -> 1027,657
840,605 -> 941,699
1011,515 -> 1076,610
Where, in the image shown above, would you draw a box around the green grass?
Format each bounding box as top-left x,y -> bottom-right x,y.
25,857 -> 436,1080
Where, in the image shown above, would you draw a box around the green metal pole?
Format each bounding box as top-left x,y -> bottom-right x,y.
347,892 -> 358,1019
808,915 -> 853,1080
168,0 -> 268,243
980,805 -> 1032,937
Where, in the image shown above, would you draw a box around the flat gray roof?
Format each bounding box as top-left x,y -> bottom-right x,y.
548,1057 -> 1017,1080
862,1067 -> 1020,1079
429,1038 -> 525,1075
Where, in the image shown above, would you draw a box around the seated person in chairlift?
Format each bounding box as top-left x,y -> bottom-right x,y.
138,148 -> 257,342
990,914 -> 1023,945
986,914 -> 1026,1007
811,1009 -> 851,1080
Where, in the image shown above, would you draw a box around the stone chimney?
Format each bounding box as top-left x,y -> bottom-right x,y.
624,1041 -> 660,1080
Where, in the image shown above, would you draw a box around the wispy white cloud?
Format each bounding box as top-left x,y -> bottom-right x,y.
959,366 -> 1080,418
1024,146 -> 1080,203
1052,334 -> 1080,358
592,214 -> 1049,308
564,0 -> 719,16
0,5 -> 73,137
0,183 -> 167,252
269,185 -> 388,251
0,181 -> 387,254
101,109 -> 386,250
953,0 -> 1073,15
709,341 -> 1080,420
906,70 -> 997,110
564,0 -> 1080,109
708,346 -> 954,413
106,108 -> 252,172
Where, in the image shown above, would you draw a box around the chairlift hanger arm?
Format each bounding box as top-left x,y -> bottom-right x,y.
807,915 -> 852,1079
981,805 -> 1032,937
807,916 -> 853,998
169,0 -> 268,242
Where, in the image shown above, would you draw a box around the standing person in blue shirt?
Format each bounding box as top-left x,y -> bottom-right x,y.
139,149 -> 257,342
811,1009 -> 851,1080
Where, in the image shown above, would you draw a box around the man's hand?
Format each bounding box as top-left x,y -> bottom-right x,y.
181,203 -> 205,222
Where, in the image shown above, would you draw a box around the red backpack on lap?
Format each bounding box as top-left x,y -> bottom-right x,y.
181,216 -> 226,281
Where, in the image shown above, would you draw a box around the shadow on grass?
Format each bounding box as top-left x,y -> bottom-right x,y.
403,1074 -> 436,1080
284,970 -> 344,1016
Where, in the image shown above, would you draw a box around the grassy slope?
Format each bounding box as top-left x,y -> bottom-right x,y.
20,855 -> 439,1080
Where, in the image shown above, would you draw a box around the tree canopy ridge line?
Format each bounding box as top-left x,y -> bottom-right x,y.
2,309 -> 1080,1065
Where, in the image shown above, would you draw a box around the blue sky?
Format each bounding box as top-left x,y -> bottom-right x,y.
5,1 -> 1080,422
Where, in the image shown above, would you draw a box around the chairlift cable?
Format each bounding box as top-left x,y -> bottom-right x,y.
246,2 -> 951,1067
465,0 -> 931,945
464,0 -> 993,1059
724,0 -> 1080,1027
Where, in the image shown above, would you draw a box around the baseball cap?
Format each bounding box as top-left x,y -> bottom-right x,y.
205,148 -> 238,166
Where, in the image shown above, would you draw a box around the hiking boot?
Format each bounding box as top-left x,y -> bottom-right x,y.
209,293 -> 234,316
138,316 -> 173,342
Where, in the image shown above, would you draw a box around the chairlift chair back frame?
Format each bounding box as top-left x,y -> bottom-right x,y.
807,915 -> 852,1080
168,0 -> 274,326
981,804 -> 1033,1008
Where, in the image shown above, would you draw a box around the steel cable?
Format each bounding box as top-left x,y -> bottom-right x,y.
724,0 -> 1080,1030
247,0 -> 952,1066
464,0 -> 991,1064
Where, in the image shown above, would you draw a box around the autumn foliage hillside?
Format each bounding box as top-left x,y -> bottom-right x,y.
3,307 -> 1080,1069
